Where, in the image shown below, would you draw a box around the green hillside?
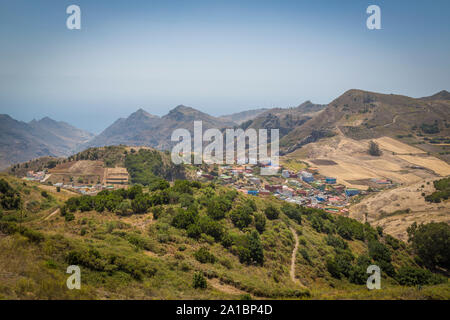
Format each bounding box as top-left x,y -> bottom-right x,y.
0,173 -> 448,299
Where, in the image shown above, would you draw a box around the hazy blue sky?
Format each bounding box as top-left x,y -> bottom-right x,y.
1,0 -> 449,133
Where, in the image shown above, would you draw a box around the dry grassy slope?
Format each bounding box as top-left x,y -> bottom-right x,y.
284,135 -> 450,189
350,179 -> 450,241
280,89 -> 450,154
283,134 -> 450,240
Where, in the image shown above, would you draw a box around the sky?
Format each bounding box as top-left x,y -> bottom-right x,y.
0,0 -> 449,133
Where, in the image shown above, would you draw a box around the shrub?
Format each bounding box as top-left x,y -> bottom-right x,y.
368,141 -> 382,156
407,222 -> 450,270
264,205 -> 280,220
230,206 -> 253,230
326,234 -> 348,250
193,272 -> 207,289
396,266 -> 446,286
198,216 -> 224,241
115,200 -> 132,216
221,233 -> 234,248
281,203 -> 302,224
206,197 -> 231,220
349,265 -> 367,285
65,212 -> 75,222
171,208 -> 198,229
194,247 -> 216,264
254,213 -> 266,233
186,223 -> 202,239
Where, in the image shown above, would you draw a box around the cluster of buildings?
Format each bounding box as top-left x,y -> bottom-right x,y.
197,163 -> 370,214
24,171 -> 49,182
51,182 -> 116,195
24,170 -> 124,195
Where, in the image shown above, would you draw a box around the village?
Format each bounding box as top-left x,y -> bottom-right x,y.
22,158 -> 394,214
197,161 -> 394,214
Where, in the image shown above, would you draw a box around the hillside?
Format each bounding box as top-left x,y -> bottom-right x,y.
82,106 -> 236,151
0,115 -> 94,170
240,101 -> 326,139
6,145 -> 188,187
0,173 -> 448,299
350,177 -> 450,241
219,108 -> 269,124
280,90 -> 450,158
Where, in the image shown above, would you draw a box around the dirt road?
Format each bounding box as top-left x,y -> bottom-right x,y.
290,227 -> 306,288
43,208 -> 59,221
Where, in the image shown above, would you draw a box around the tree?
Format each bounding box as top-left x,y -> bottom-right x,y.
194,247 -> 216,264
230,205 -> 253,230
264,205 -> 280,220
193,272 -> 207,289
206,197 -> 231,220
248,231 -> 264,265
368,141 -> 382,156
254,213 -> 266,233
115,200 -> 132,216
407,222 -> 450,270
395,266 -> 443,286
131,195 -> 149,214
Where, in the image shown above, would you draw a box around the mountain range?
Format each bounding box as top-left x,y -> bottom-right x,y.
1,89 -> 449,169
0,115 -> 94,170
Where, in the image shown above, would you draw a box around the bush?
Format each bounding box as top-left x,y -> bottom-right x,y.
0,179 -> 21,210
198,216 -> 224,241
186,223 -> 202,239
171,208 -> 198,229
206,197 -> 231,220
65,212 -> 75,221
237,231 -> 264,265
326,234 -> 348,250
368,141 -> 382,156
281,203 -> 302,224
264,205 -> 280,220
230,205 -> 253,230
396,266 -> 446,286
115,200 -> 132,216
194,247 -> 216,264
131,195 -> 150,214
193,272 -> 207,289
221,233 -> 234,248
349,265 -> 367,285
254,213 -> 266,233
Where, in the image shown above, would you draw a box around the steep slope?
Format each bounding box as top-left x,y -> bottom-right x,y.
240,101 -> 326,138
29,117 -> 94,146
83,105 -> 236,151
420,90 -> 450,101
219,108 -> 269,124
281,89 -> 450,154
0,115 -> 93,170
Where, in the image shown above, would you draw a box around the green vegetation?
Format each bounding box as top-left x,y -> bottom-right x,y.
368,141 -> 382,156
407,222 -> 450,270
424,177 -> 450,203
421,121 -> 440,134
0,173 -> 448,300
193,272 -> 207,289
0,179 -> 21,210
125,149 -> 185,185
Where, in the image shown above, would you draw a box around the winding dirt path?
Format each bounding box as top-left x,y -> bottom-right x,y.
43,208 -> 59,221
289,227 -> 307,288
